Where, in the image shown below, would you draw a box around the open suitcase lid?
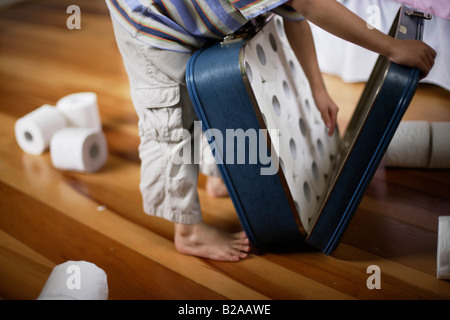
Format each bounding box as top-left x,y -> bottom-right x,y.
186,6 -> 429,254
305,7 -> 428,253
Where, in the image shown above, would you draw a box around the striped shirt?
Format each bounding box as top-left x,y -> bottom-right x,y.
106,0 -> 304,53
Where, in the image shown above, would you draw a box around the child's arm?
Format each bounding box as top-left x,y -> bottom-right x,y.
284,19 -> 339,136
288,0 -> 436,78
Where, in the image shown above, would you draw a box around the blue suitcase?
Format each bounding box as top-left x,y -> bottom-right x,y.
186,6 -> 429,254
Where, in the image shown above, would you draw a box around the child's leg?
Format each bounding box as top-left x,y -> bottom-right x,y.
110,18 -> 250,261
199,134 -> 229,198
205,176 -> 229,198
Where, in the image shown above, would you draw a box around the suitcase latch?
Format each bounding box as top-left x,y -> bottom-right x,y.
405,10 -> 432,20
221,34 -> 245,45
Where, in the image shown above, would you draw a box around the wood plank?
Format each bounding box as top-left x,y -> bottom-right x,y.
0,181 -> 226,300
1,0 -> 450,300
0,112 -> 271,300
343,207 -> 438,275
0,111 -> 355,300
332,244 -> 450,299
0,230 -> 55,300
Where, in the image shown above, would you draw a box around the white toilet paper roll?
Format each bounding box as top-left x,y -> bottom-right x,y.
281,44 -> 312,106
429,122 -> 450,169
273,16 -> 289,47
312,124 -> 332,172
248,33 -> 278,82
37,261 -> 108,300
324,126 -> 340,159
292,123 -> 332,208
295,87 -> 317,126
259,83 -> 287,133
50,128 -> 108,172
244,48 -> 263,97
56,92 -> 102,130
385,121 -> 431,168
437,216 -> 450,280
292,174 -> 319,232
287,122 -> 309,166
278,136 -> 296,188
275,73 -> 297,111
308,159 -> 328,197
15,105 -> 67,155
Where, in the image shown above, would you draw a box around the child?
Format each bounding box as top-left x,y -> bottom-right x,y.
106,0 -> 436,262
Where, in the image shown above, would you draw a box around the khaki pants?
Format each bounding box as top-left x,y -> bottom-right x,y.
111,17 -> 219,224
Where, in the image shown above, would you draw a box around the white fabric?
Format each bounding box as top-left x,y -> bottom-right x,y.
310,0 -> 450,91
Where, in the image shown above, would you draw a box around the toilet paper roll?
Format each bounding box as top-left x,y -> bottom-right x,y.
56,92 -> 102,130
37,261 -> 108,300
278,137 -> 296,187
256,101 -> 275,132
292,194 -> 311,232
281,45 -> 311,100
50,128 -> 108,172
262,21 -> 284,59
259,84 -> 283,132
273,16 -> 289,47
296,91 -> 317,126
243,56 -> 263,98
284,57 -> 318,127
287,120 -> 309,163
324,126 -> 341,159
429,122 -> 450,169
247,34 -> 278,82
437,216 -> 450,280
308,159 -> 328,197
15,105 -> 67,155
309,124 -> 332,175
275,72 -> 297,110
385,121 -> 431,168
292,175 -> 319,232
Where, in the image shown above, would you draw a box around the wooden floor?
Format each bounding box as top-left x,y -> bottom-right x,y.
1,0 -> 449,300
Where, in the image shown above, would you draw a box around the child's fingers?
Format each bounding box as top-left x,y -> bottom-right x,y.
391,40 -> 436,79
328,106 -> 338,137
326,104 -> 339,137
319,104 -> 338,137
319,107 -> 332,132
312,91 -> 339,137
423,47 -> 437,78
419,48 -> 436,78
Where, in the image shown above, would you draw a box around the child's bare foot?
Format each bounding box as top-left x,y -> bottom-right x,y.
174,222 -> 251,262
206,176 -> 229,198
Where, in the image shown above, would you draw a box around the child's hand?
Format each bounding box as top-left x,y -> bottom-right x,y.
312,88 -> 339,137
387,39 -> 436,79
